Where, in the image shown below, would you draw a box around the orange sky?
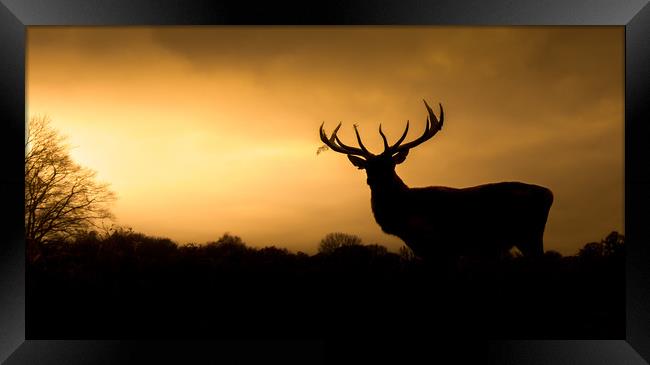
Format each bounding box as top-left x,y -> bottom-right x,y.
26,26 -> 624,255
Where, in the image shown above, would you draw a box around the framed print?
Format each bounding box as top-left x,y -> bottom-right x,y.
1,0 -> 649,364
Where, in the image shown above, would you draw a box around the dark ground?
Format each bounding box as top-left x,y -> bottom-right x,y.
26,231 -> 625,340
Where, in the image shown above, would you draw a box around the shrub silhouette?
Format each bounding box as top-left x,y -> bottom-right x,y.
602,231 -> 625,258
318,232 -> 363,254
544,250 -> 563,260
398,245 -> 417,262
578,231 -> 624,260
26,229 -> 625,339
579,241 -> 605,259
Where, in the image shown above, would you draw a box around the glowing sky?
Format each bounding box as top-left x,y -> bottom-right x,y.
27,26 -> 624,255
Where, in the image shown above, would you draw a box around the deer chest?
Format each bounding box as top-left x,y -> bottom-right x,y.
371,194 -> 422,235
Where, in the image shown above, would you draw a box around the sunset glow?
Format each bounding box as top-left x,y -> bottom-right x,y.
27,26 -> 624,254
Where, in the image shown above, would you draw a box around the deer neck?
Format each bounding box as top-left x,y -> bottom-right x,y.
368,171 -> 408,194
368,172 -> 408,234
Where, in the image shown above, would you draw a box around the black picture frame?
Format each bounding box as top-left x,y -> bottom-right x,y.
1,0 -> 649,363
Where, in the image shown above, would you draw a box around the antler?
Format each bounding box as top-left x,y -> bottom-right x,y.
385,99 -> 444,154
320,122 -> 375,158
320,99 -> 443,158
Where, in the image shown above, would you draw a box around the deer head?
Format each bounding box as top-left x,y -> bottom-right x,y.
319,99 -> 444,187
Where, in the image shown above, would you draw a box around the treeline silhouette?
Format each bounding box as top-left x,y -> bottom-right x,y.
27,229 -> 624,339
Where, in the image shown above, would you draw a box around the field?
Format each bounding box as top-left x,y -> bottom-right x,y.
27,230 -> 625,339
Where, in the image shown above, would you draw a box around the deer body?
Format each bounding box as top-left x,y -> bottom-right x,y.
319,100 -> 553,264
369,178 -> 553,260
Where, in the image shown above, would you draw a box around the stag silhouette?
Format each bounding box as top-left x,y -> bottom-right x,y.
319,100 -> 553,268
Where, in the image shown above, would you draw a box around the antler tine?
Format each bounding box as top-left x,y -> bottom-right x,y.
334,135 -> 362,154
320,122 -> 373,157
436,102 -> 444,131
386,120 -> 410,152
398,120 -> 411,146
333,127 -> 364,154
379,124 -> 390,151
424,99 -> 443,132
390,100 -> 443,153
353,124 -> 372,155
319,122 -> 347,154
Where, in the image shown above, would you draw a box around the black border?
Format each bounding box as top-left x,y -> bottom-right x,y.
1,1 -> 649,363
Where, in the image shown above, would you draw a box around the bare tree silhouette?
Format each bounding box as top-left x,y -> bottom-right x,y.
25,116 -> 115,252
319,100 -> 553,268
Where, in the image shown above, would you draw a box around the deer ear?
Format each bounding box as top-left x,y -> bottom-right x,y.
393,150 -> 409,164
347,155 -> 367,169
